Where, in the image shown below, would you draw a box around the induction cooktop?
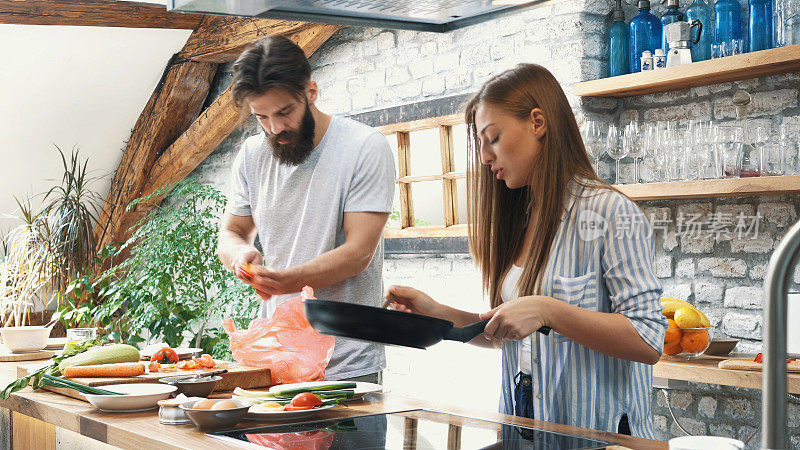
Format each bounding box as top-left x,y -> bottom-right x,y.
207,409 -> 614,449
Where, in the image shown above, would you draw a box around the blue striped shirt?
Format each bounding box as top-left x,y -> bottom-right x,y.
499,181 -> 666,439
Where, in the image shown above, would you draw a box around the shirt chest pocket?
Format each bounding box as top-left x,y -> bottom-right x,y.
550,272 -> 599,343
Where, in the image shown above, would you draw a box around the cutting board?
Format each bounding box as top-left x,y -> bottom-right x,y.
18,360 -> 272,401
0,345 -> 54,362
718,357 -> 800,373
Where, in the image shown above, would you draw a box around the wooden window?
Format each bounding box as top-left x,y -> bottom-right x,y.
380,114 -> 468,239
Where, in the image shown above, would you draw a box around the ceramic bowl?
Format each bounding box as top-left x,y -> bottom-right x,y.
159,375 -> 221,397
180,399 -> 251,431
0,326 -> 52,353
84,383 -> 177,413
705,338 -> 739,356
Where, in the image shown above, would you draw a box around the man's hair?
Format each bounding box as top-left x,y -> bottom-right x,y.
232,35 -> 311,106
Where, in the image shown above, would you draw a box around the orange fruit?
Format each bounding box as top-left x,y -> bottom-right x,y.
680,328 -> 710,354
665,319 -> 682,344
663,341 -> 683,356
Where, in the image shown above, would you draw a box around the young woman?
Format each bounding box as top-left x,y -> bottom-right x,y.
386,64 -> 666,439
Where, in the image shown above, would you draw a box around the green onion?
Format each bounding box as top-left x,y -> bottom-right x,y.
269,382 -> 356,397
42,374 -> 125,395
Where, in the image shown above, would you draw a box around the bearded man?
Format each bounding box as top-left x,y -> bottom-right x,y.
217,35 -> 395,383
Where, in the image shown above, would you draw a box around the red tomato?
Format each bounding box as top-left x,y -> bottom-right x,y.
754,353 -> 763,363
148,361 -> 160,373
290,392 -> 323,408
150,347 -> 179,364
198,354 -> 216,368
238,263 -> 255,281
284,405 -> 313,411
788,358 -> 797,364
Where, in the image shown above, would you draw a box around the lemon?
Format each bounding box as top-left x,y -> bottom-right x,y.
696,309 -> 711,328
674,307 -> 702,329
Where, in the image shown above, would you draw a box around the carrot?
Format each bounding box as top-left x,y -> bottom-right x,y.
63,362 -> 146,378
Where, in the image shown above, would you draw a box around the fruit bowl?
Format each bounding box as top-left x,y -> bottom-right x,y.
664,326 -> 713,359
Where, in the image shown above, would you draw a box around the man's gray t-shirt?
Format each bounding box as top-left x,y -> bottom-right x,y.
227,116 -> 395,380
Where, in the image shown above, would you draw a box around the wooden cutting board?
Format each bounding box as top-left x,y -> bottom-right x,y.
0,346 -> 54,362
718,357 -> 800,372
17,360 -> 272,401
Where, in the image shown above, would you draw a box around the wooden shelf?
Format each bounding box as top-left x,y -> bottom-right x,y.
574,44 -> 800,98
615,175 -> 800,201
654,356 -> 800,394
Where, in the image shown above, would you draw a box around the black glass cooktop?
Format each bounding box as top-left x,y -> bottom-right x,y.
208,410 -> 613,449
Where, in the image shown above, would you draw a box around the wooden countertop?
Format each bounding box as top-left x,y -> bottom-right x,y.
0,360 -> 665,450
654,355 -> 800,393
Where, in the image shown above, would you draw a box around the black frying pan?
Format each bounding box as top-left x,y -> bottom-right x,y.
303,299 -> 550,350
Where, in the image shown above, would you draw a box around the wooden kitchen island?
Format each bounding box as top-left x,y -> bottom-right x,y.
0,359 -> 665,449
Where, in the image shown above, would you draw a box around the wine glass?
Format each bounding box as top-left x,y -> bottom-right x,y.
581,120 -> 606,173
605,124 -> 627,185
624,121 -> 644,183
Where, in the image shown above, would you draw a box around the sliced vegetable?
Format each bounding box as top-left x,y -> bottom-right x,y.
290,392 -> 323,408
194,354 -> 215,369
269,382 -> 356,398
284,405 -> 312,411
150,347 -> 179,364
63,362 -> 146,378
149,361 -> 161,373
58,344 -> 141,373
234,387 -> 277,399
755,353 -> 763,363
177,360 -> 199,371
238,263 -> 256,281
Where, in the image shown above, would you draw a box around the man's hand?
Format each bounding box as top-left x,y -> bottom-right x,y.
231,246 -> 264,283
245,265 -> 298,301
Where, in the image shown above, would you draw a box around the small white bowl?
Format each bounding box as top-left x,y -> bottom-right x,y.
0,326 -> 52,353
84,383 -> 177,413
669,436 -> 744,450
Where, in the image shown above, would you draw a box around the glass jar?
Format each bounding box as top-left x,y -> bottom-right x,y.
781,124 -> 800,174
774,0 -> 800,47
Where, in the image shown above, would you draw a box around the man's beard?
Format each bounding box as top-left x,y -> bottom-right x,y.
267,102 -> 316,166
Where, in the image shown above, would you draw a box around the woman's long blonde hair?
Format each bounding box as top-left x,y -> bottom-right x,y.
465,63 -> 608,309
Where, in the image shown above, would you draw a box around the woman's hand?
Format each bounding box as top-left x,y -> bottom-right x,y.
384,285 -> 448,319
480,295 -> 558,340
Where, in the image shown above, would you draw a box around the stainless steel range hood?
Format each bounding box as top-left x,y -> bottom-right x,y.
167,0 -> 546,32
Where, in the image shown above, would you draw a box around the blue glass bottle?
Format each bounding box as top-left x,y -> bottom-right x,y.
749,0 -> 772,51
609,0 -> 630,76
629,0 -> 663,73
686,0 -> 712,61
661,0 -> 685,52
714,0 -> 743,50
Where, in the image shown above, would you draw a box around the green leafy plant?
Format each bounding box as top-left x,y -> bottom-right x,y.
61,178 -> 258,358
0,197 -> 56,326
43,145 -> 101,301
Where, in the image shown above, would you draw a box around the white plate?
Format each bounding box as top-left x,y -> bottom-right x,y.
268,381 -> 382,399
84,383 -> 177,413
139,345 -> 203,361
244,404 -> 335,421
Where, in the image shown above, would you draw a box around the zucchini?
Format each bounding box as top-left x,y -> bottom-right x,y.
57,344 -> 141,373
269,382 -> 356,398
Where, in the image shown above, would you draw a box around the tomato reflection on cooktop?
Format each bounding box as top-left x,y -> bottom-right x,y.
207,409 -> 613,449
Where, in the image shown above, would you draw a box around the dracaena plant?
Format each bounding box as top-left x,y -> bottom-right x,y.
69,178 -> 258,358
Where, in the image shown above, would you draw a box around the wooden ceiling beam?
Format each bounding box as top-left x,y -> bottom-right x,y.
177,16 -> 322,63
0,0 -> 204,29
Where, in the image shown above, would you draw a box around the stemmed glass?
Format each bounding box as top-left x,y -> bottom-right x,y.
605,124 -> 627,185
581,120 -> 606,172
642,122 -> 662,182
624,121 -> 644,183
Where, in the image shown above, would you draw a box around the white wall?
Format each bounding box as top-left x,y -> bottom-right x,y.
0,24 -> 190,242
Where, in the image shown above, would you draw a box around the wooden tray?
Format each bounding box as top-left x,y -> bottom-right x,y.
0,347 -> 54,362
718,357 -> 800,373
17,360 -> 272,401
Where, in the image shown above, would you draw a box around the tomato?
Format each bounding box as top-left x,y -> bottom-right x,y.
284,405 -> 313,411
148,361 -> 160,373
788,358 -> 797,364
150,347 -> 179,364
754,353 -> 763,363
177,360 -> 199,370
290,392 -> 323,408
197,354 -> 216,368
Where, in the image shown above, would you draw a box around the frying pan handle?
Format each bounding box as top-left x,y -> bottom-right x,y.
445,321 -> 551,343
